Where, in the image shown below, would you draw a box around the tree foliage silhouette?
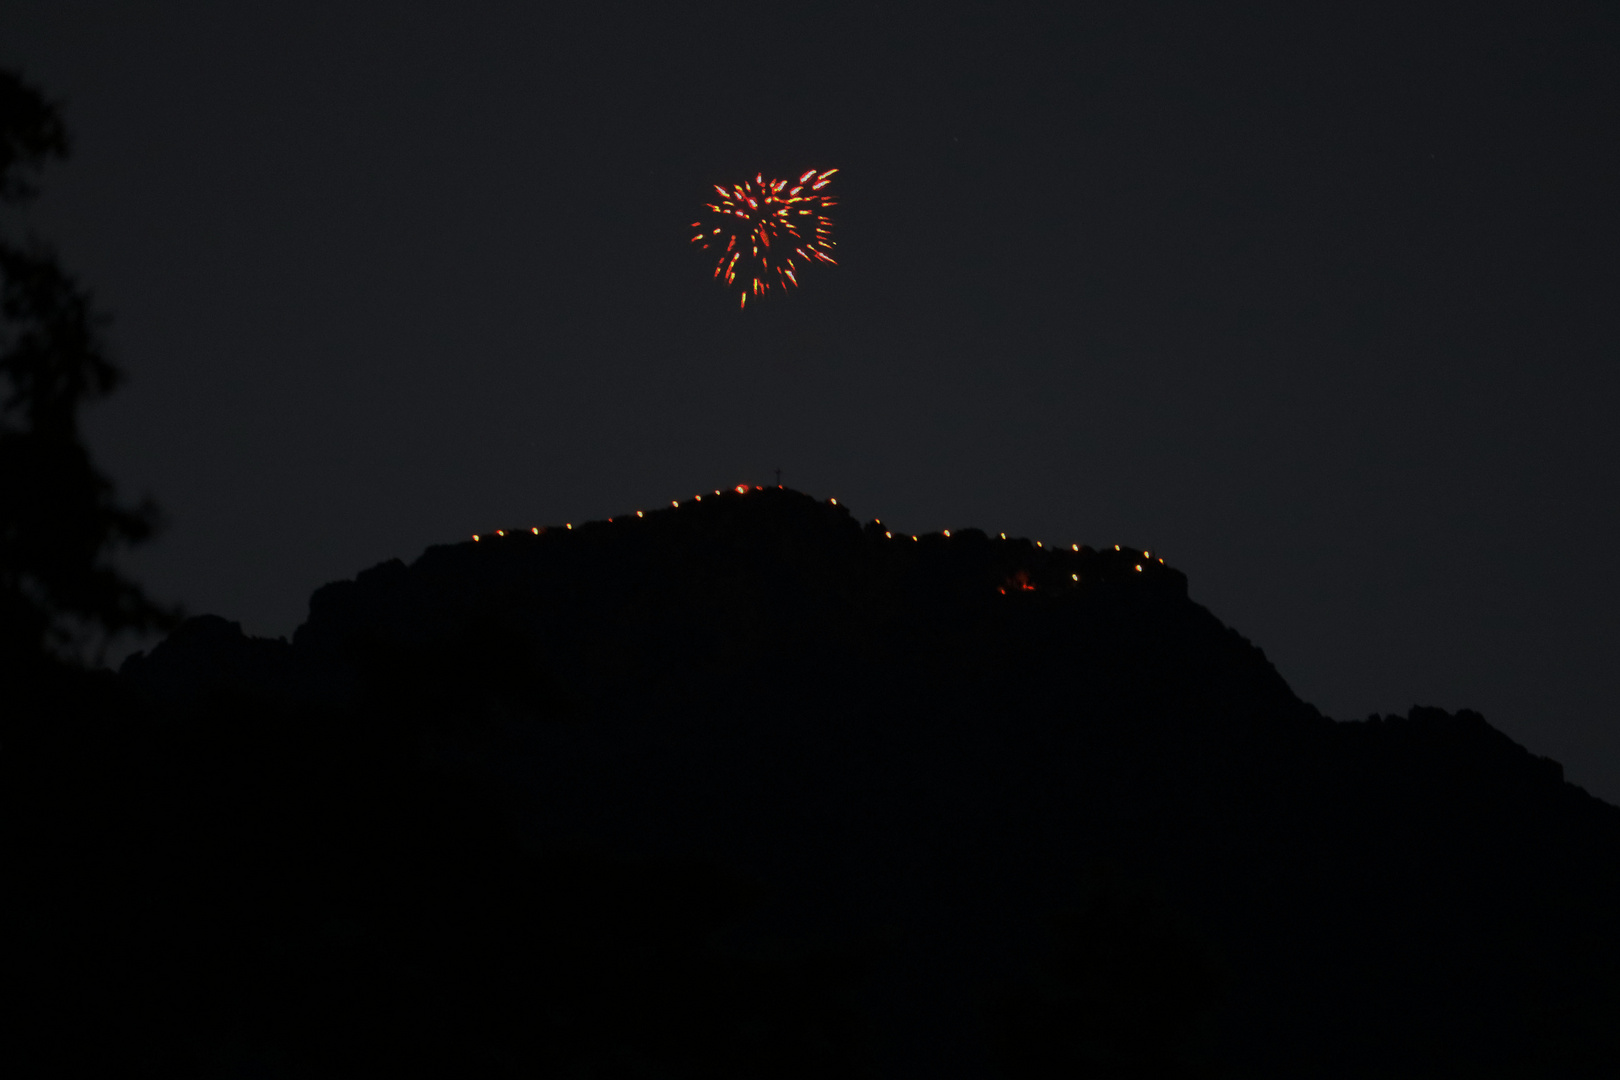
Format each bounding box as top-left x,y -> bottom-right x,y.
0,69 -> 177,675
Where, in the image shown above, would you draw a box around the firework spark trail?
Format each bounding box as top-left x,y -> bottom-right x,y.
690,168 -> 838,307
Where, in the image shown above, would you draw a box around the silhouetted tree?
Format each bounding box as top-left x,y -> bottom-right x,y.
0,70 -> 182,1078
0,68 -> 176,679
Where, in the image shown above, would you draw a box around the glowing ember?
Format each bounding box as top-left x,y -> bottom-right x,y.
999,570 -> 1037,595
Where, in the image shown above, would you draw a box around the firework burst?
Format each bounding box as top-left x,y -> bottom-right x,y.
690,168 -> 838,308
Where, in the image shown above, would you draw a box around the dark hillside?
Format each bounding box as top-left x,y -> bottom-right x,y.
8,486 -> 1617,1078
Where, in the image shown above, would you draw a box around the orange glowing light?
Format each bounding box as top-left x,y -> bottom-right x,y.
1135,565 -> 1143,571
472,534 -> 480,541
636,510 -> 644,518
496,530 -> 504,536
943,530 -> 950,537
532,527 -> 540,534
735,485 -> 748,494
1005,570 -> 1036,593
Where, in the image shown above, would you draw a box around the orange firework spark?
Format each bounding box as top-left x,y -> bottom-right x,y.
690,168 -> 838,308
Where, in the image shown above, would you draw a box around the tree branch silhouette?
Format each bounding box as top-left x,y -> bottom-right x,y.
0,69 -> 178,674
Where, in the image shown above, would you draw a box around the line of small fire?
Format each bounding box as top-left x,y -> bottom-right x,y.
468,483 -> 1169,579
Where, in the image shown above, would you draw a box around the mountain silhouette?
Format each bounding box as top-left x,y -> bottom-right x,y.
8,485 -> 1618,1078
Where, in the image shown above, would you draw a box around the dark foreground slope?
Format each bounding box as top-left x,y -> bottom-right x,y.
7,486 -> 1618,1078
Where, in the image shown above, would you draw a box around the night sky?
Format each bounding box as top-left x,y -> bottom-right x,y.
5,4 -> 1617,799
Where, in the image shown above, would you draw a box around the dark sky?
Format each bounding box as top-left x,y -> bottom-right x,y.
5,3 -> 1617,798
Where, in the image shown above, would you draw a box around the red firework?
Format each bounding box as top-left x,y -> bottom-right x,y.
690,168 -> 838,308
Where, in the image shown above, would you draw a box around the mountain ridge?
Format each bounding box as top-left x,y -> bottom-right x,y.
32,484 -> 1616,1076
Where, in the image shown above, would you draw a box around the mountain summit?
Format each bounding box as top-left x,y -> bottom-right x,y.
13,486 -> 1617,1077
